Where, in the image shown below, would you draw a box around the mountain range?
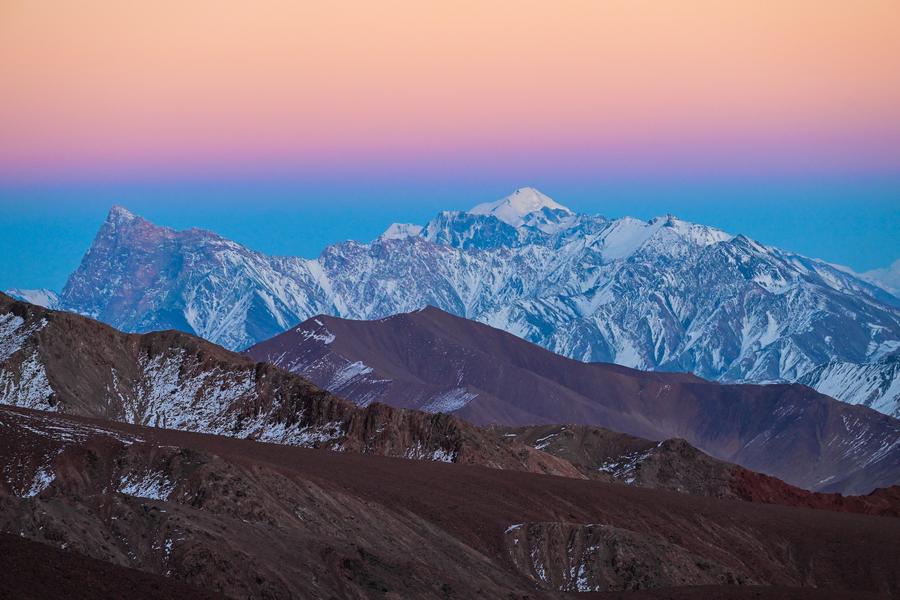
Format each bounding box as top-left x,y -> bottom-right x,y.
245,306 -> 900,494
3,229 -> 900,597
14,188 -> 899,417
8,291 -> 900,501
0,292 -> 579,478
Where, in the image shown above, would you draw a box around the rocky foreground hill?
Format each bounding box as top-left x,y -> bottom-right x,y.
502,424 -> 900,516
0,292 -> 576,477
1,406 -> 898,599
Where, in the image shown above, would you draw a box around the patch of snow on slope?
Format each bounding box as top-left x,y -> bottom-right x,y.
298,326 -> 335,345
380,223 -> 424,240
421,388 -> 478,413
505,523 -> 524,534
533,431 -> 561,450
4,412 -> 144,446
0,314 -> 46,362
5,289 -> 60,309
23,463 -> 56,498
799,358 -> 900,418
251,419 -> 345,447
598,217 -> 662,260
118,471 -> 175,500
134,350 -> 256,431
430,448 -> 456,462
327,360 -> 373,389
0,352 -> 54,410
597,446 -> 658,484
404,441 -> 458,463
833,412 -> 900,468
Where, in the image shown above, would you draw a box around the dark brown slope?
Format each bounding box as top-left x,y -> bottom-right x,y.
503,424 -> 900,517
245,306 -> 900,494
0,533 -> 224,600
2,406 -> 899,599
2,294 -> 894,519
0,292 -> 578,479
583,587 -> 886,600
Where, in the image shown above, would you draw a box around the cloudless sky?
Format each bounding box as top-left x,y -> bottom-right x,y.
1,177 -> 897,291
1,1 -> 899,181
1,2 -> 898,290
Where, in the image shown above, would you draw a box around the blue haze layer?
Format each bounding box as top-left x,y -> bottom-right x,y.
1,177 -> 897,291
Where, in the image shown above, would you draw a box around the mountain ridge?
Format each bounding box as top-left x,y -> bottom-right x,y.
4,292 -> 898,505
245,305 -> 900,494
16,189 -> 900,416
0,292 -> 580,478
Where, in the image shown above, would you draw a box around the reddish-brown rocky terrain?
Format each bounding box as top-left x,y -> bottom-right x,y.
505,424 -> 900,517
0,533 -> 224,600
2,293 -> 898,519
1,405 -> 899,599
583,587 -> 888,599
246,307 -> 900,494
0,292 -> 577,478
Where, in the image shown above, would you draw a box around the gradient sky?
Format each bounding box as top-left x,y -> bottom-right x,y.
1,178 -> 897,291
0,2 -> 898,290
2,1 -> 899,180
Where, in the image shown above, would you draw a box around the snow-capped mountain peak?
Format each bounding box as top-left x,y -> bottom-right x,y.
468,187 -> 571,227
379,222 -> 423,240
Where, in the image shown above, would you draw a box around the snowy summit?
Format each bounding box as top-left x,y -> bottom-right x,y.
379,223 -> 424,241
468,187 -> 571,227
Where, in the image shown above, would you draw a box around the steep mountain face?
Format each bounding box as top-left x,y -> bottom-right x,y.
2,406 -> 899,598
797,350 -> 900,417
863,258 -> 900,296
245,307 -> 900,494
49,190 -> 900,416
503,424 -> 900,517
0,293 -> 578,478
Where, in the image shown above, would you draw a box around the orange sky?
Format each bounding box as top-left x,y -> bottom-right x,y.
2,0 -> 899,180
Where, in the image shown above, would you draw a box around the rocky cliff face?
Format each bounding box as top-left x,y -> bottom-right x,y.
50,189 -> 900,416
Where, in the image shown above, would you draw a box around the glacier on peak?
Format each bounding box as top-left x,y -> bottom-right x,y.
468,187 -> 572,227
381,187 -> 575,244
